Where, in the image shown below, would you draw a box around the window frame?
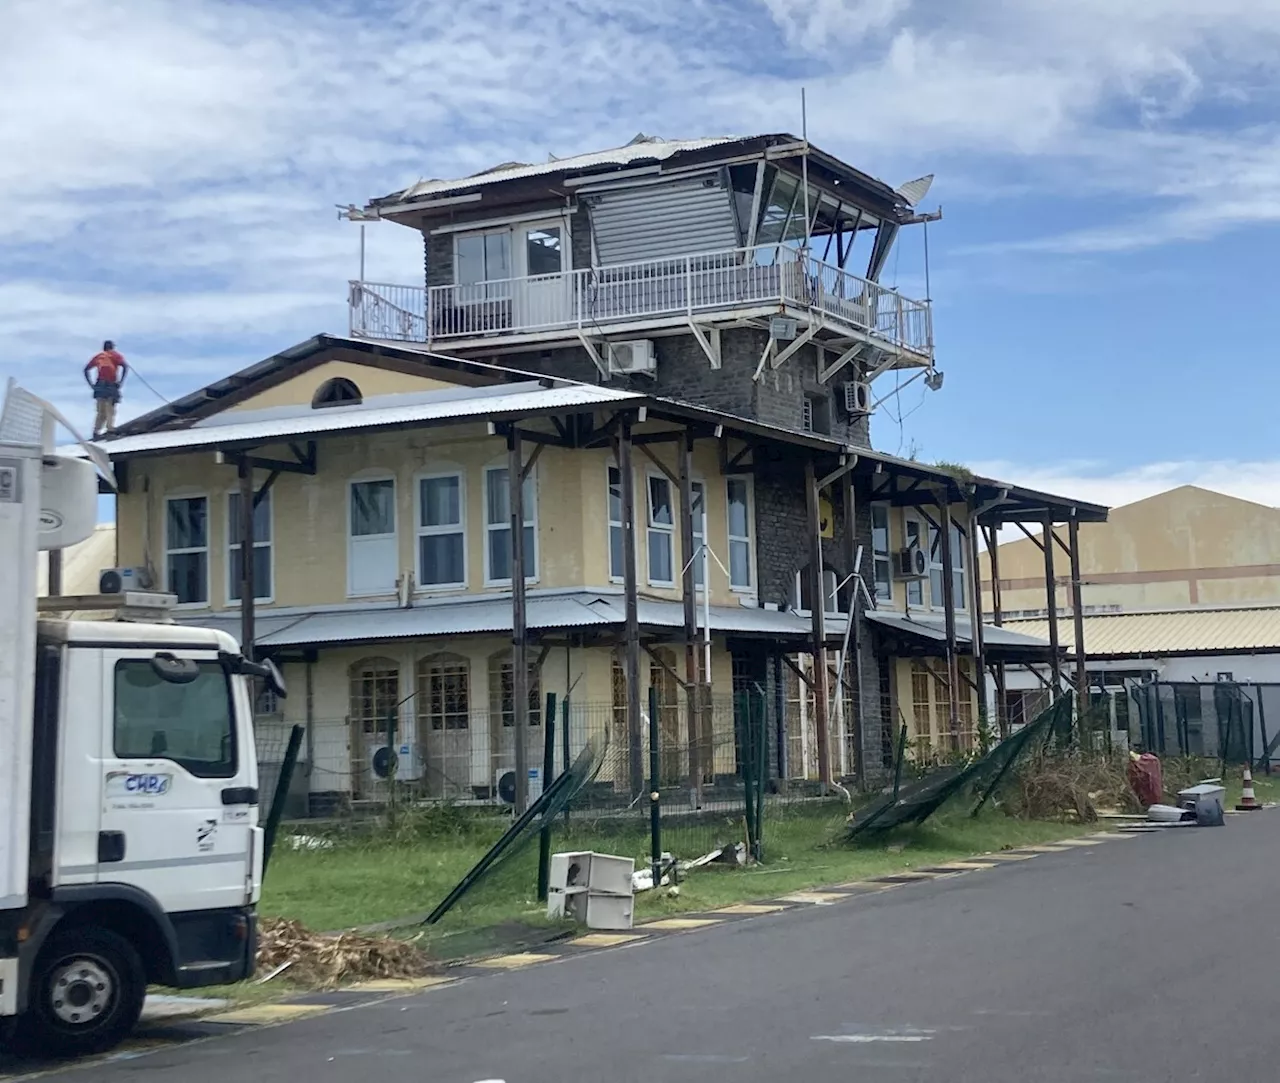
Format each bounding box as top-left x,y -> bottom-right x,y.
725,476 -> 754,592
347,474 -> 399,598
225,487 -> 274,606
483,464 -> 538,587
164,492 -> 210,608
607,462 -> 624,584
690,478 -> 707,591
871,503 -> 892,605
414,470 -> 467,591
904,515 -> 925,608
415,653 -> 470,732
926,519 -> 967,611
645,472 -> 676,587
454,227 -> 514,299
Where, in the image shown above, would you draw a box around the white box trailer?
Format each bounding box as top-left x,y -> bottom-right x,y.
0,381 -> 281,1057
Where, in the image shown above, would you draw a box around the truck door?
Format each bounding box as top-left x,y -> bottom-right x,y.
96,650 -> 256,912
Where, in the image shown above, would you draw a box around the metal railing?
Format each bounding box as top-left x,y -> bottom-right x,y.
348,244 -> 932,360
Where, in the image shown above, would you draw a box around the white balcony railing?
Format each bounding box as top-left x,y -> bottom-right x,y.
349,244 -> 932,361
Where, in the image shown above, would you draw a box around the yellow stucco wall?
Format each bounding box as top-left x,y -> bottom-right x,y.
116,425 -> 759,612
892,655 -> 981,757
981,486 -> 1280,614
222,360 -> 453,413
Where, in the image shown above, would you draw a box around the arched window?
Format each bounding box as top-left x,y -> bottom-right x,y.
487,651 -> 541,727
312,377 -> 362,408
349,657 -> 399,737
416,654 -> 469,731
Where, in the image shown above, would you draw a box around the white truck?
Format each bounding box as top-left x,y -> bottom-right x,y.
0,381 -> 282,1056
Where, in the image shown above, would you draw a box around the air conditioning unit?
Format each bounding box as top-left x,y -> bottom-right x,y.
606,339 -> 656,377
894,544 -> 927,580
843,380 -> 872,415
99,565 -> 155,594
370,741 -> 422,782
494,766 -> 543,805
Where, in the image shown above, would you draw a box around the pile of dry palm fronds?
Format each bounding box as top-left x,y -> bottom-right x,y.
257,918 -> 431,988
1003,751 -> 1136,822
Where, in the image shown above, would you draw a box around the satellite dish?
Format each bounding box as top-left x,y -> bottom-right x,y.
895,174 -> 934,205
496,770 -> 518,804
372,746 -> 399,780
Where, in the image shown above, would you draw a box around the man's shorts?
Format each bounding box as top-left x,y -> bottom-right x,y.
93,380 -> 120,403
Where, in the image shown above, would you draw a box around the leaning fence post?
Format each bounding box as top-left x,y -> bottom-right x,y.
561,696 -> 572,824
262,725 -> 305,874
537,692 -> 557,902
647,684 -> 662,889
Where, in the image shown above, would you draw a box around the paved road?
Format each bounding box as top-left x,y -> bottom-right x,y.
27,817 -> 1280,1082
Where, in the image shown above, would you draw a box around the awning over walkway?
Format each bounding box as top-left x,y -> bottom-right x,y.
865,609 -> 1053,660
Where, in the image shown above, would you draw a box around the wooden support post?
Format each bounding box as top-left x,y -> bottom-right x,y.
238,458 -> 256,661
804,459 -> 832,789
938,497 -> 960,748
678,432 -> 702,800
619,418 -> 644,797
843,469 -> 864,787
986,522 -> 1008,737
1069,514 -> 1089,733
509,430 -> 530,814
1042,514 -> 1062,698
968,509 -> 988,734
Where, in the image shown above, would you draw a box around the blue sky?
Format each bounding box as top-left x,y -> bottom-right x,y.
4,0 -> 1280,512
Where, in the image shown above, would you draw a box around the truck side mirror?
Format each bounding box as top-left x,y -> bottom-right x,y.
261,658 -> 287,701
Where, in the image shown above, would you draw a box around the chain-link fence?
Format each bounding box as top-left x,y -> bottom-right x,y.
1121,681 -> 1280,766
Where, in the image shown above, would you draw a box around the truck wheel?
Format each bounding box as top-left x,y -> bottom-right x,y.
23,928 -> 146,1057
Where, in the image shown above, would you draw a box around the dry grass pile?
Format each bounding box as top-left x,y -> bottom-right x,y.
1003,751 -> 1137,822
257,917 -> 431,988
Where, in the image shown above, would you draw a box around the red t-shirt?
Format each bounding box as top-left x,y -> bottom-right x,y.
88,349 -> 125,383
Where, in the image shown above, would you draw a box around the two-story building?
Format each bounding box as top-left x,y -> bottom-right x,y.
94,134 -> 1106,815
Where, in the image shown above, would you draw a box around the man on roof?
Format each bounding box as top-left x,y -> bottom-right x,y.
84,340 -> 128,437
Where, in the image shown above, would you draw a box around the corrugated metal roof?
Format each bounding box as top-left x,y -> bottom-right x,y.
1004,607 -> 1280,657
866,610 -> 1051,650
177,591 -> 826,648
391,137 -> 739,203
89,382 -> 642,456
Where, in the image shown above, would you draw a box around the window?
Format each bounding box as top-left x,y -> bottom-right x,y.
227,489 -> 272,603
911,662 -> 934,757
417,474 -> 465,588
802,393 -> 831,435
927,521 -> 966,609
726,478 -> 752,590
485,467 -> 537,583
349,478 -> 397,596
792,566 -> 850,615
647,475 -> 674,585
525,227 -> 562,276
488,653 -> 541,727
416,654 -> 469,731
691,480 -> 706,589
311,377 -> 361,408
114,659 -> 234,778
871,504 -> 892,604
456,230 -> 512,297
166,496 -> 208,605
905,518 -> 924,607
349,658 -> 400,737
607,465 -> 624,580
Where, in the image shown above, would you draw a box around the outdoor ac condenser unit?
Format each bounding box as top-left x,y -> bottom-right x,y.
99,565 -> 155,593
895,543 -> 927,580
494,767 -> 543,805
606,339 -> 657,377
371,741 -> 422,782
844,381 -> 872,415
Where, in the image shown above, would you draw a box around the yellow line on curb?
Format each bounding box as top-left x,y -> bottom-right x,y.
1052,838 -> 1108,847
203,1003 -> 330,1026
572,932 -> 648,947
644,917 -> 724,930
472,952 -> 557,969
778,891 -> 849,905
979,852 -> 1038,861
922,861 -> 999,871
347,976 -> 455,992
714,903 -> 789,915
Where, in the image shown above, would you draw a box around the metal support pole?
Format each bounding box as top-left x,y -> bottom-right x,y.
1068,515 -> 1089,744
262,725 -> 305,873
1042,514 -> 1062,699
678,433 -> 702,800
647,684 -> 662,887
537,692 -> 557,902
987,523 -> 1008,737
804,459 -> 832,790
843,469 -> 864,788
773,652 -> 787,786
938,498 -> 960,747
561,694 -> 572,823
968,511 -> 989,735
509,431 -> 529,814
238,458 -> 256,661
619,418 -> 644,796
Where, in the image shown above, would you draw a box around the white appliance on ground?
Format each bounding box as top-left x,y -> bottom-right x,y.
547,851 -> 635,930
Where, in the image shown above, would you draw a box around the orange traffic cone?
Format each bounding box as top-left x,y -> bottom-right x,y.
1236,766 -> 1262,811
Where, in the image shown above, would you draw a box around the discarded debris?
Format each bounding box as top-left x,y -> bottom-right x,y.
256,918 -> 430,988
255,960 -> 293,985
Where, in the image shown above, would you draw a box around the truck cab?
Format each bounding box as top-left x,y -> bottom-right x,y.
2,618 -> 272,1055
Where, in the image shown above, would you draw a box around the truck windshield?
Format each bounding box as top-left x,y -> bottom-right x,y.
113,659 -> 236,778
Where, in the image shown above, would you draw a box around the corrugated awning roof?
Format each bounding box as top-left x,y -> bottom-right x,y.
176,591 -> 835,649
1004,607 -> 1280,658
85,381 -> 641,457
866,610 -> 1052,654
